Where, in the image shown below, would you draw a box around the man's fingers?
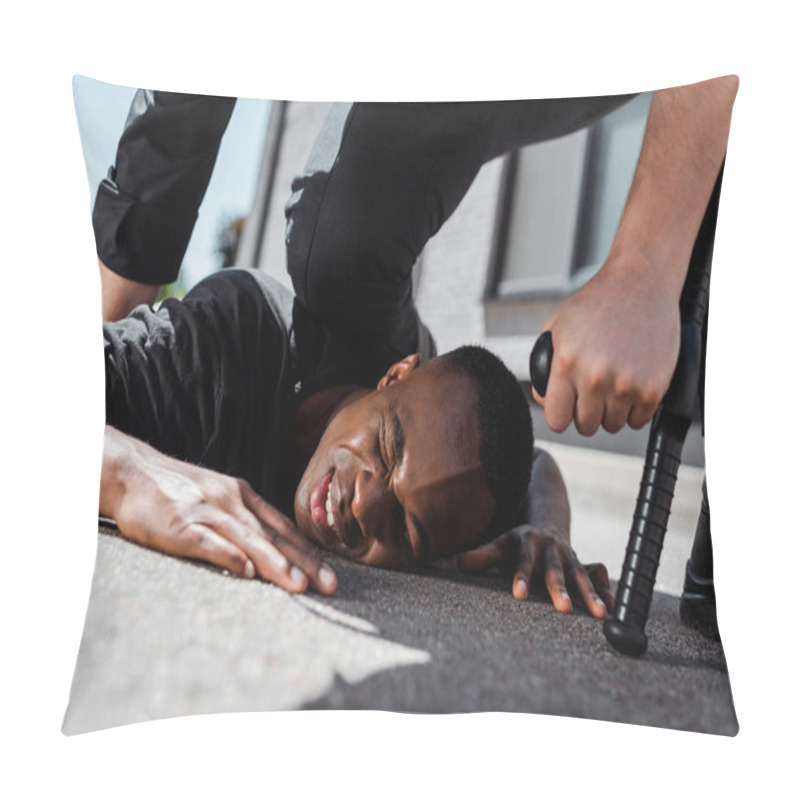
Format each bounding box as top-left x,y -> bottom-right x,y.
543,547 -> 572,613
241,482 -> 308,543
202,506 -> 312,593
627,376 -> 665,430
568,562 -> 608,619
602,393 -> 633,434
574,389 -> 604,437
257,525 -> 338,595
544,377 -> 576,434
511,537 -> 540,601
239,484 -> 337,594
152,522 -> 255,578
585,563 -> 615,611
628,398 -> 661,430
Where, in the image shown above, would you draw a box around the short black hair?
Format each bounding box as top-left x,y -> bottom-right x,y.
439,345 -> 533,537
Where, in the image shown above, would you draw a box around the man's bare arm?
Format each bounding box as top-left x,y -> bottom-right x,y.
534,75 -> 739,435
612,75 -> 738,294
519,446 -> 571,543
101,425 -> 337,594
99,258 -> 160,322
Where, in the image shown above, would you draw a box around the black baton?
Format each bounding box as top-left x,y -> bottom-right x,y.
529,164 -> 723,656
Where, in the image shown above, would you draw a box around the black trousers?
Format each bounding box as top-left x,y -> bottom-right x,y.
95,92 -> 634,347
284,96 -> 634,359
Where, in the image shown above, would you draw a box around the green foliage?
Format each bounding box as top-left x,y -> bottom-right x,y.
156,275 -> 188,304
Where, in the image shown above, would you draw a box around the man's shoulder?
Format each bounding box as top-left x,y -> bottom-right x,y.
193,266 -> 291,300
186,267 -> 295,324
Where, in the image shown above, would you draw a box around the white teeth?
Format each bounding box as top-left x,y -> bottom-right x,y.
325,485 -> 334,528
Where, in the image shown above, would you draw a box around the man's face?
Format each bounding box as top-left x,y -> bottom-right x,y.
294,358 -> 495,568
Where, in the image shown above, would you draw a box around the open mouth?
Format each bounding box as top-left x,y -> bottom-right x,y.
310,468 -> 368,553
310,468 -> 338,544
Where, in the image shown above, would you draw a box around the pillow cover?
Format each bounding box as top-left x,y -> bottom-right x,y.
64,75 -> 738,736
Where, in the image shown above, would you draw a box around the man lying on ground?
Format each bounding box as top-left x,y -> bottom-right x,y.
100,266 -> 612,617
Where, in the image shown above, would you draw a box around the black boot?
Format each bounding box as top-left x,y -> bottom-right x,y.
680,478 -> 720,640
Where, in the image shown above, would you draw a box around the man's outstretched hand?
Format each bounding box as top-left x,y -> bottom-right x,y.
101,426 -> 337,594
457,525 -> 613,619
532,253 -> 681,436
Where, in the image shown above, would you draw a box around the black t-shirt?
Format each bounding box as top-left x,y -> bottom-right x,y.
103,268 -> 435,514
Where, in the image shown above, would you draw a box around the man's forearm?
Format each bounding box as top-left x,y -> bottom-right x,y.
519,447 -> 571,543
99,425 -> 140,518
99,258 -> 160,322
608,75 -> 739,297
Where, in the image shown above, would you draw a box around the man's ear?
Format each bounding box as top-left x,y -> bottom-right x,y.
377,353 -> 421,389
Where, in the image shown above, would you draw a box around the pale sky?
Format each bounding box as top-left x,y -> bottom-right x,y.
72,75 -> 271,289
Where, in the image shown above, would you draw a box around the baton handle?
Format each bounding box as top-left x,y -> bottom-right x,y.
529,331 -> 553,396
603,410 -> 689,655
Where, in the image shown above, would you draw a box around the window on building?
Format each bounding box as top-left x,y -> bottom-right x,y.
488,92 -> 653,299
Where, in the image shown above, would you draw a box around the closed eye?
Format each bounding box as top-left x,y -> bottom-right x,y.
378,416 -> 391,472
379,412 -> 415,559
389,409 -> 405,466
379,409 -> 404,470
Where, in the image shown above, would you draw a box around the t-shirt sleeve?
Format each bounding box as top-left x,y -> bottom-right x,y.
92,90 -> 236,285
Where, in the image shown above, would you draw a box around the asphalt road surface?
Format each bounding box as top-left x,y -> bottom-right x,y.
63,518 -> 736,736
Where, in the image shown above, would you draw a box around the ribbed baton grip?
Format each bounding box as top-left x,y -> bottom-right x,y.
603,414 -> 689,656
